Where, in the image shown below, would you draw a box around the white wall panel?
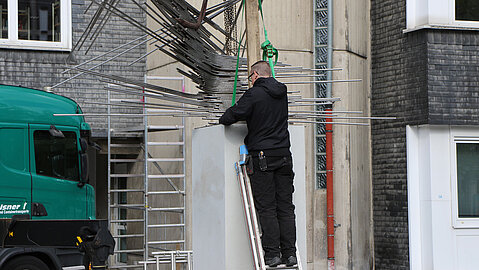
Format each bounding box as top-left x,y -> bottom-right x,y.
407,125 -> 479,270
192,124 -> 307,270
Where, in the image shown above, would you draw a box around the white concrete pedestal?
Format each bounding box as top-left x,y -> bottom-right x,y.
192,124 -> 306,270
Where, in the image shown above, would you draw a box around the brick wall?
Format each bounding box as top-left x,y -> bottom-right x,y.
371,1 -> 479,269
0,0 -> 146,137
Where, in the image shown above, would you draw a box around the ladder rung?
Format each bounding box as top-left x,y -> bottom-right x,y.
267,266 -> 300,269
151,251 -> 192,255
148,174 -> 185,179
110,174 -> 145,178
148,207 -> 184,212
153,258 -> 191,262
138,260 -> 190,265
110,143 -> 141,148
148,125 -> 184,130
147,158 -> 184,162
147,191 -> 185,195
114,249 -> 144,253
112,234 -> 144,238
110,189 -> 144,193
110,204 -> 144,208
109,265 -> 144,269
148,142 -> 184,146
114,125 -> 184,132
147,223 -> 185,228
110,158 -> 144,163
110,219 -> 144,223
148,240 -> 185,245
110,98 -> 143,102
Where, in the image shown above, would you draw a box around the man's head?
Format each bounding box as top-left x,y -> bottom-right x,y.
249,61 -> 272,84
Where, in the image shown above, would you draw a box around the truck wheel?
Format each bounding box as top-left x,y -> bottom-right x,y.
3,255 -> 49,270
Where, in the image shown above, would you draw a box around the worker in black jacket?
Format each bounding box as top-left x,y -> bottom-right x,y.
219,61 -> 297,267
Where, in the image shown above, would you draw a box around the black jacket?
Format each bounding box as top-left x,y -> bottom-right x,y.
219,77 -> 290,155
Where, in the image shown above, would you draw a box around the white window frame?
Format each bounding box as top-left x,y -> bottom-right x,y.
0,0 -> 71,51
406,0 -> 479,32
450,130 -> 479,229
452,0 -> 479,27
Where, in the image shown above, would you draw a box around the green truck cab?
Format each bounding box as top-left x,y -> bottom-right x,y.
0,85 -> 113,270
0,85 -> 94,220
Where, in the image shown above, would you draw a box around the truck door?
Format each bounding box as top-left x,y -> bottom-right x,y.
29,124 -> 87,220
0,123 -> 31,218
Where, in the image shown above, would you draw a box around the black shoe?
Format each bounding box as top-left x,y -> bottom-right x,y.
265,256 -> 281,267
282,256 -> 297,267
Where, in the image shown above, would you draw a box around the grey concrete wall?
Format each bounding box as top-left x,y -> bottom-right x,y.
329,0 -> 373,269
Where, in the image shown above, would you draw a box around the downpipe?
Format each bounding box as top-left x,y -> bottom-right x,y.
326,0 -> 334,267
326,106 -> 335,270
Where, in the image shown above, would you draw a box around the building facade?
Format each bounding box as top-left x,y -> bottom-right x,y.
371,0 -> 479,268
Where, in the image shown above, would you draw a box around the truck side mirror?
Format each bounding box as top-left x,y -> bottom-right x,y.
79,138 -> 89,187
49,125 -> 65,138
80,138 -> 88,154
78,153 -> 89,187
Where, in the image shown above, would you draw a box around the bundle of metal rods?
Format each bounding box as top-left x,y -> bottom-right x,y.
53,0 -> 394,126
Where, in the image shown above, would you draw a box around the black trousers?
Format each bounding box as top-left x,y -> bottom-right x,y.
249,154 -> 296,259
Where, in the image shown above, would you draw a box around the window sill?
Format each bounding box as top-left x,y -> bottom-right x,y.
0,41 -> 72,51
404,24 -> 479,34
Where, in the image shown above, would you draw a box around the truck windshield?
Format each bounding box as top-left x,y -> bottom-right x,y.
34,130 -> 79,181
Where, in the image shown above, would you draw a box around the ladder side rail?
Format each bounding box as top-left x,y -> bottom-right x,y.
107,89 -> 112,225
143,85 -> 149,267
242,166 -> 267,269
236,163 -> 261,270
296,243 -> 303,270
181,76 -> 186,251
243,165 -> 302,269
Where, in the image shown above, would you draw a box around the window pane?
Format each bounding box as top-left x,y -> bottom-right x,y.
456,0 -> 479,21
18,0 -> 60,41
34,130 -> 79,181
457,143 -> 479,218
0,0 -> 7,39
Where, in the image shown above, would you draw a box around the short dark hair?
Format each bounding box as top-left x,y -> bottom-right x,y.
251,60 -> 272,77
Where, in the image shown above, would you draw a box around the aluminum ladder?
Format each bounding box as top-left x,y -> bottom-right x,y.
235,159 -> 303,270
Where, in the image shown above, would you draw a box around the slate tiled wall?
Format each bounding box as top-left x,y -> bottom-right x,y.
0,0 -> 146,137
371,1 -> 479,269
427,30 -> 479,125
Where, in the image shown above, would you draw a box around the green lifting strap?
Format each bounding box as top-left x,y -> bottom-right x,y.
231,0 -> 278,106
258,0 -> 278,78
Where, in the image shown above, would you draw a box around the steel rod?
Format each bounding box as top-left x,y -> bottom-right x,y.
283,79 -> 362,84
291,97 -> 341,102
53,35 -> 159,88
128,47 -> 159,66
105,87 -> 209,108
62,32 -> 153,74
288,103 -> 333,106
289,120 -> 369,126
68,67 -> 199,99
85,0 -> 120,55
83,101 -> 210,113
289,110 -> 363,114
289,114 -> 396,120
53,113 -> 209,117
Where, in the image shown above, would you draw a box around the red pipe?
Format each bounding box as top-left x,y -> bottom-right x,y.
326,108 -> 335,270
